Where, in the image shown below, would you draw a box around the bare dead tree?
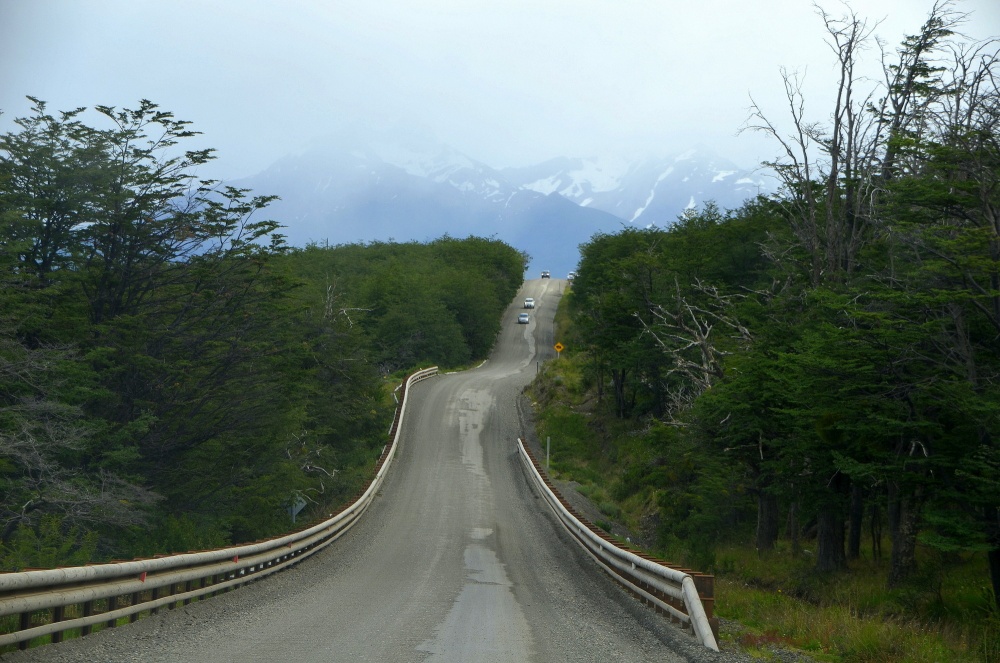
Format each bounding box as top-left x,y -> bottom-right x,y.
745,4 -> 888,284
746,69 -> 823,283
637,278 -> 752,421
875,0 -> 966,182
744,2 -> 971,288
322,278 -> 372,327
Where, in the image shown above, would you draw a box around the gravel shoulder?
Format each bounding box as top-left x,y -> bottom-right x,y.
514,391 -> 819,663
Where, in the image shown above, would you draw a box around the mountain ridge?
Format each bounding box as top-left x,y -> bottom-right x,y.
234,139 -> 771,275
500,147 -> 769,225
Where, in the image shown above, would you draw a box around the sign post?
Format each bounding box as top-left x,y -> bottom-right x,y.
554,342 -> 564,358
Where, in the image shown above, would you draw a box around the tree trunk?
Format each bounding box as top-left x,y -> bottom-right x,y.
815,508 -> 846,572
985,509 -> 1000,613
887,481 -> 900,543
847,482 -> 864,560
756,493 -> 780,554
870,501 -> 882,560
989,546 -> 1000,614
888,484 -> 922,587
596,362 -> 604,401
787,501 -> 800,554
610,368 -> 629,418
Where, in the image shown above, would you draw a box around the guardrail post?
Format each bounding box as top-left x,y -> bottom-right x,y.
81,600 -> 94,635
50,606 -> 64,642
107,595 -> 119,628
18,612 -> 31,649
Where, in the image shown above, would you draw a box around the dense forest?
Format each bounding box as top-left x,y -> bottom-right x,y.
0,98 -> 526,569
540,1 -> 1000,615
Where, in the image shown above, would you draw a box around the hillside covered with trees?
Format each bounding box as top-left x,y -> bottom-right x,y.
0,99 -> 526,568
529,3 -> 999,658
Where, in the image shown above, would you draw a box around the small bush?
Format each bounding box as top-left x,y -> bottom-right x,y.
0,516 -> 97,571
598,501 -> 621,520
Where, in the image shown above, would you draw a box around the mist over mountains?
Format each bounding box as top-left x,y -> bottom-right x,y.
501,149 -> 769,225
235,136 -> 772,276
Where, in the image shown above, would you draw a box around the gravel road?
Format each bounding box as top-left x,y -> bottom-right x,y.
3,278 -> 758,663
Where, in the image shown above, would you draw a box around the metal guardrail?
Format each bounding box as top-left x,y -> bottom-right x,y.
515,438 -> 720,652
0,366 -> 440,651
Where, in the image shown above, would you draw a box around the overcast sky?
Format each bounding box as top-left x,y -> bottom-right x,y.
2,0 -> 998,181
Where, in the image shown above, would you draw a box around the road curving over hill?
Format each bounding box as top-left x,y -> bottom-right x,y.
7,278 -> 750,663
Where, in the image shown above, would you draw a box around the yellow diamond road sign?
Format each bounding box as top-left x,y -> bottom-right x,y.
554,342 -> 564,353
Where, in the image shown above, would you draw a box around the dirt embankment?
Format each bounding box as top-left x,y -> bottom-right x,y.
515,390 -> 652,549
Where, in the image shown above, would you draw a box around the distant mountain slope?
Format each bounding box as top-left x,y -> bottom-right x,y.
235,143 -> 624,275
234,138 -> 769,276
501,147 -> 771,226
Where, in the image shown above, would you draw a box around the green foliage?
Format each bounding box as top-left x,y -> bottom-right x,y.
283,236 -> 524,373
566,0 -> 1000,598
570,200 -> 782,420
0,98 -> 525,566
650,422 -> 750,571
529,7 -> 1000,654
1,516 -> 98,571
121,514 -> 231,558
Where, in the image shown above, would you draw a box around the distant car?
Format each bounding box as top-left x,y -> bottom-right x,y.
517,313 -> 530,324
541,270 -> 550,278
523,297 -> 535,309
568,271 -> 576,280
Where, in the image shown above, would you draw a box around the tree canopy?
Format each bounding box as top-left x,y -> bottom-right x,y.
0,99 -> 526,565
561,1 -> 1000,608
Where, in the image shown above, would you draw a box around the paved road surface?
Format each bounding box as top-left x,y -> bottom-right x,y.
7,279 -> 743,663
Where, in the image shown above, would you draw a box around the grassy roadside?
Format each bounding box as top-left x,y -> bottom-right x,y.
714,544 -> 998,662
526,351 -> 1000,662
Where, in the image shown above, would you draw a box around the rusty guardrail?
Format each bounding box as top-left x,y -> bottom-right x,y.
0,366 -> 439,650
515,438 -> 720,652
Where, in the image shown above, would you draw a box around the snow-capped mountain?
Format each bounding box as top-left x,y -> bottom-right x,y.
356,137 -> 517,203
235,137 -> 770,276
236,139 -> 623,275
501,147 -> 771,226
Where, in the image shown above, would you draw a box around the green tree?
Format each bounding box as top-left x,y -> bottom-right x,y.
0,99 -> 312,554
